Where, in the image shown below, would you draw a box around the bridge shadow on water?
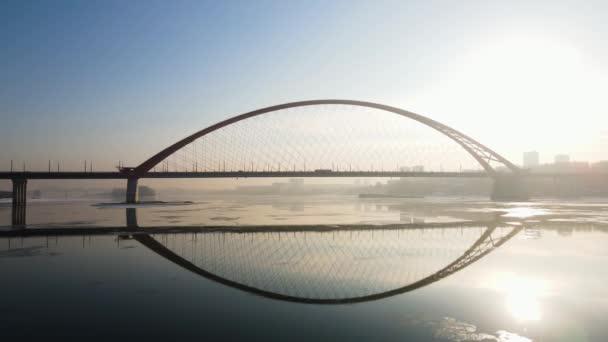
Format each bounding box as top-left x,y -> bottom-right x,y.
2,207 -> 523,304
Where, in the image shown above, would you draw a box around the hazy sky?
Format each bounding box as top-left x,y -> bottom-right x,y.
2,0 -> 607,172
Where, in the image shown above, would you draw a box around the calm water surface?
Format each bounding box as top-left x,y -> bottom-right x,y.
1,195 -> 607,341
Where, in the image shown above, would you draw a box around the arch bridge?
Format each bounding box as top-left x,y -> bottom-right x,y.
126,99 -> 527,202
3,99 -> 531,225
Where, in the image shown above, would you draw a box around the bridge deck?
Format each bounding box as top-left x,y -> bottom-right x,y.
0,171 -> 608,179
0,171 -> 603,180
0,171 -> 489,179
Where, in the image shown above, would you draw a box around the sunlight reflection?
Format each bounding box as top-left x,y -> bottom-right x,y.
408,316 -> 532,342
485,273 -> 549,322
501,207 -> 548,219
506,291 -> 541,322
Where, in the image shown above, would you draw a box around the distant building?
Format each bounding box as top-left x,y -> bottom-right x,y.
412,165 -> 424,172
568,161 -> 590,173
591,161 -> 608,172
554,154 -> 570,164
399,166 -> 411,172
523,151 -> 540,169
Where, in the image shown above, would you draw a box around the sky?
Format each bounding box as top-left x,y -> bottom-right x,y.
1,0 -> 608,173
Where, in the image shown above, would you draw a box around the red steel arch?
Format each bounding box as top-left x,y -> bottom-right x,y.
132,100 -> 519,178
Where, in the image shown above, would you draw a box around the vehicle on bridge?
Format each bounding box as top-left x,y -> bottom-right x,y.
117,166 -> 136,173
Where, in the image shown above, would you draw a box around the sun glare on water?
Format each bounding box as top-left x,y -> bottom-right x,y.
502,206 -> 548,219
487,272 -> 550,322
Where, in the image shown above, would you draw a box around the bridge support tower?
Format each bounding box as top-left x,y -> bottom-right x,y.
11,178 -> 27,226
126,177 -> 139,203
126,208 -> 138,228
491,174 -> 529,201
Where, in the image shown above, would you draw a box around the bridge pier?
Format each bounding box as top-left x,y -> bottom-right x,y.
491,175 -> 529,201
126,208 -> 138,228
126,178 -> 139,203
11,178 -> 27,226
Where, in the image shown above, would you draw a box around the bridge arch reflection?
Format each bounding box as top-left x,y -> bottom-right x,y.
131,217 -> 522,304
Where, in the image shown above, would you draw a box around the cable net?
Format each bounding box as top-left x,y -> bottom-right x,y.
154,105 -> 487,173
151,225 -> 518,300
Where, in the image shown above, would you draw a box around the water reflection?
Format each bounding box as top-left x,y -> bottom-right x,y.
4,195 -> 608,229
402,317 -> 532,342
3,205 -> 608,340
70,208 -> 526,304
137,226 -> 521,304
0,207 -> 523,304
487,273 -> 548,322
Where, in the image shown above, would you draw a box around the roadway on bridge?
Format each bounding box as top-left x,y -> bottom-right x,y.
1,170 -> 598,180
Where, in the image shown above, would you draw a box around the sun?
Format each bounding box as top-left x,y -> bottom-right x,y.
411,32 -> 601,162
467,35 -> 585,106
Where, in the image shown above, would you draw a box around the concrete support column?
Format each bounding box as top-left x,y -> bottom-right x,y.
126,208 -> 138,228
12,178 -> 27,206
491,174 -> 530,201
126,177 -> 139,203
11,178 -> 27,226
